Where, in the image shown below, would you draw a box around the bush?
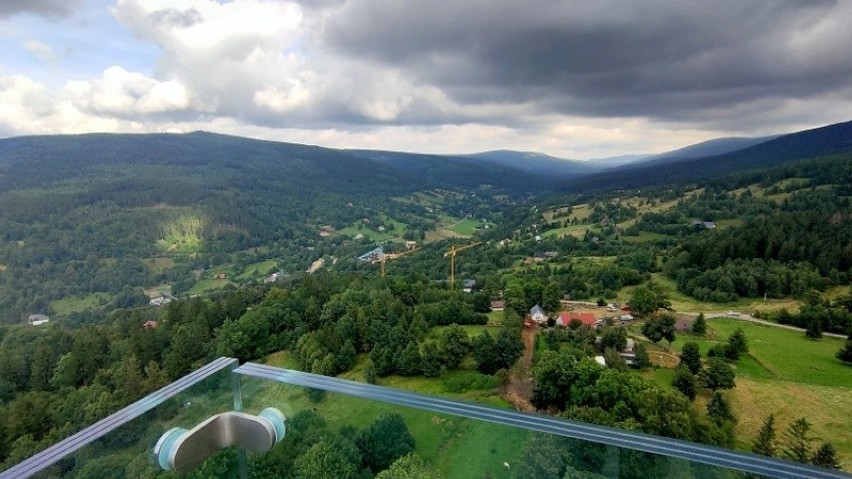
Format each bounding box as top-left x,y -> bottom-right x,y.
442,372 -> 500,393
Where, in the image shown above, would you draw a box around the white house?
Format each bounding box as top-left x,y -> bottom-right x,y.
530,304 -> 547,323
28,314 -> 50,326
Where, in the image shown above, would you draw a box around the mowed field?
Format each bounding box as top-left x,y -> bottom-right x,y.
648,318 -> 852,469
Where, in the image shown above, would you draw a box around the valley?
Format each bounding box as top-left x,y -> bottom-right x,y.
0,127 -> 850,476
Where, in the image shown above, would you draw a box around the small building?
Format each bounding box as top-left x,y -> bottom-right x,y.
28,314 -> 50,326
149,295 -> 174,307
354,233 -> 365,240
214,272 -> 228,280
557,312 -> 596,328
490,300 -> 505,311
530,304 -> 547,323
357,247 -> 384,262
691,220 -> 717,229
594,356 -> 607,367
462,279 -> 476,293
624,338 -> 635,353
142,320 -> 159,329
405,241 -> 418,250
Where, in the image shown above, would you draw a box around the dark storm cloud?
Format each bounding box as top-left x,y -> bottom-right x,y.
322,0 -> 852,124
0,0 -> 78,18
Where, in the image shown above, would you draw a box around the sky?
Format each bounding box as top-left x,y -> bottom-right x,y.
2,0 -> 852,159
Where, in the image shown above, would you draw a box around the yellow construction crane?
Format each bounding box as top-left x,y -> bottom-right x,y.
444,242 -> 481,286
376,247 -> 419,277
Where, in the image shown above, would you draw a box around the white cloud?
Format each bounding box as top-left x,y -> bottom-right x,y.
65,66 -> 195,116
23,39 -> 57,62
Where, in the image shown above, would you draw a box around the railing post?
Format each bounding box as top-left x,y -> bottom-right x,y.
230,361 -> 249,479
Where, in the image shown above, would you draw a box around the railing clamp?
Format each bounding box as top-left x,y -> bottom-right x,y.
154,408 -> 286,473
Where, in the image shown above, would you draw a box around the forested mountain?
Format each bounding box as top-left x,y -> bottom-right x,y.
635,135 -> 777,166
461,150 -> 603,177
347,149 -> 553,189
0,132 -> 541,324
566,120 -> 852,191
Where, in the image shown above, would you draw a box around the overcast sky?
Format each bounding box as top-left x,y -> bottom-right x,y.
2,0 -> 851,159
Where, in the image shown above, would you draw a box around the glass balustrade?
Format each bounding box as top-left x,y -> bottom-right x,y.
2,358 -> 848,479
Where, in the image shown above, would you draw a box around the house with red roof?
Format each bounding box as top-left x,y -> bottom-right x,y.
557,312 -> 596,328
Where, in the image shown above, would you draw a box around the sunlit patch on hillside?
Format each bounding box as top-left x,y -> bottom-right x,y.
157,214 -> 205,253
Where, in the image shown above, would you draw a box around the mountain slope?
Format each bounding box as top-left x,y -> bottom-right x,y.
461,150 -> 603,177
348,149 -> 553,190
566,120 -> 852,191
638,136 -> 777,166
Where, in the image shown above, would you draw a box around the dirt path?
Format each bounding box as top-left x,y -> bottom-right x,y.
503,327 -> 537,412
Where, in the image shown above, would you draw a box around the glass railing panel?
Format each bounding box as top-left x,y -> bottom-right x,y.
0,357 -> 241,479
235,362 -> 848,479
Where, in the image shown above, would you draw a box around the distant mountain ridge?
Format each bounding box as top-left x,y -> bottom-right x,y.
565,120 -> 852,191
635,135 -> 778,166
460,150 -> 603,177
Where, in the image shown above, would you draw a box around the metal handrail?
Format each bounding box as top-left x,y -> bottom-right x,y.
0,357 -> 238,479
235,362 -> 850,479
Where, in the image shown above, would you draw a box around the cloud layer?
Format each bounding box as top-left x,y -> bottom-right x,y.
1,0 -> 851,158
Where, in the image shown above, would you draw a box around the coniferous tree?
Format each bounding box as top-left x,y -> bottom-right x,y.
724,328 -> 748,361
706,392 -> 735,426
396,341 -> 421,376
752,413 -> 777,457
679,342 -> 702,374
837,339 -> 852,363
811,442 -> 841,470
672,365 -> 697,400
691,313 -> 707,336
782,418 -> 814,464
701,358 -> 736,390
805,316 -> 823,339
633,343 -> 651,369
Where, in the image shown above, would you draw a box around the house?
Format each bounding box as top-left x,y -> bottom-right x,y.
691,220 -> 717,229
354,233 -> 365,240
557,312 -> 596,328
405,241 -> 418,250
594,356 -> 607,367
490,300 -> 505,311
530,305 -> 548,323
462,279 -> 476,293
357,247 -> 383,262
142,320 -> 159,329
377,226 -> 386,232
28,314 -> 50,326
149,295 -> 174,306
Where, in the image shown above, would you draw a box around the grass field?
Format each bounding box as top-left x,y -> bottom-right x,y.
616,274 -> 806,315
50,292 -> 111,315
449,219 -> 492,236
187,278 -> 231,295
237,259 -> 278,279
142,256 -> 175,273
640,318 -> 852,469
542,223 -> 589,239
257,351 -> 524,477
